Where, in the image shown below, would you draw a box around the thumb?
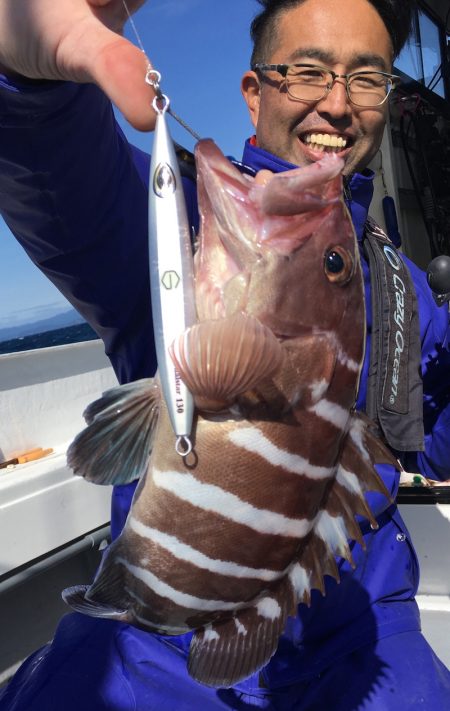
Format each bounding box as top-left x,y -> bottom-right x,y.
89,34 -> 157,131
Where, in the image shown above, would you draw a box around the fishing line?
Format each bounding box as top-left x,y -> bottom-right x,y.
121,0 -> 202,141
121,0 -> 146,53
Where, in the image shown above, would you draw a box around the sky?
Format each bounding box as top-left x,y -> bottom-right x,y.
0,0 -> 257,328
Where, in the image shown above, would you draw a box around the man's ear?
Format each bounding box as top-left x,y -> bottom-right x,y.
241,71 -> 261,128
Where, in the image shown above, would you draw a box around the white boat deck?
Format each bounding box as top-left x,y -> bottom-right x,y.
0,340 -> 115,573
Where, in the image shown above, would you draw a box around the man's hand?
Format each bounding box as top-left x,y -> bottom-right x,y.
0,0 -> 157,130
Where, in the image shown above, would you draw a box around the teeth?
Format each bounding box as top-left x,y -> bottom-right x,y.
304,133 -> 348,152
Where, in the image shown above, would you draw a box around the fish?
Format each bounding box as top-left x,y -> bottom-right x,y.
63,139 -> 397,688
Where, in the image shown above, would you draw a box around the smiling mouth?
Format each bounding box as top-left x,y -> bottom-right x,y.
301,132 -> 352,153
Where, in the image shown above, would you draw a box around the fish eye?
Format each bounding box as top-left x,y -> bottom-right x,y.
324,247 -> 354,284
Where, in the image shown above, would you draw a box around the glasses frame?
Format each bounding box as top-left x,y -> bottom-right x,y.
253,62 -> 402,107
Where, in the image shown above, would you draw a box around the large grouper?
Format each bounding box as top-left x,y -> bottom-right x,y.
64,139 -> 396,688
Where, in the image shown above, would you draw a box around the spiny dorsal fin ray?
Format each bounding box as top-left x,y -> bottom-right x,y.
67,378 -> 160,485
349,412 -> 399,468
341,413 -> 395,502
290,538 -> 340,607
293,412 -> 397,602
170,312 -> 283,411
188,577 -> 295,688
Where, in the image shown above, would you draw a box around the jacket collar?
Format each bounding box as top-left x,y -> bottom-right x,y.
241,138 -> 374,242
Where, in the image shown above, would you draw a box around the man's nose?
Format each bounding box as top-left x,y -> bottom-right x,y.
317,77 -> 351,117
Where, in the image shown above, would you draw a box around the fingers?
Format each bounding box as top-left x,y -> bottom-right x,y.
91,37 -> 158,130
57,14 -> 158,131
70,4 -> 158,130
0,0 -> 157,130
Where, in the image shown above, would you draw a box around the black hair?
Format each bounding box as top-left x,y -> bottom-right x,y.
250,0 -> 417,66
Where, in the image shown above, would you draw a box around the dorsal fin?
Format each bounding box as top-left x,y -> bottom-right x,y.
292,412 -> 396,600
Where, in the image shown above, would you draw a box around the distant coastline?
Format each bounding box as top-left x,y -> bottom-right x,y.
0,322 -> 99,355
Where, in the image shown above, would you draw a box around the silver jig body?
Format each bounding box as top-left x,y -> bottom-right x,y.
147,70 -> 196,457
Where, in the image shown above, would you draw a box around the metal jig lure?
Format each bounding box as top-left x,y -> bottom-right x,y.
146,69 -> 196,457
121,2 -> 200,455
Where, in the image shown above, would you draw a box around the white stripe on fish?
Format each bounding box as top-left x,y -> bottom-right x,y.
308,399 -> 350,430
288,563 -> 311,599
234,618 -> 248,636
314,510 -> 349,555
228,426 -> 334,480
203,626 -> 221,642
256,597 -> 281,620
117,557 -> 241,612
349,418 -> 371,462
153,469 -> 314,538
124,586 -> 188,634
129,516 -> 287,582
309,379 -> 329,402
336,464 -> 363,495
337,349 -> 361,373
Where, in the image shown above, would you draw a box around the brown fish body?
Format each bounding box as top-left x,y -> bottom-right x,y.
64,140 -> 394,686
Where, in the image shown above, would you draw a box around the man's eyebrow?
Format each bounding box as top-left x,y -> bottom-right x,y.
286,48 -> 389,72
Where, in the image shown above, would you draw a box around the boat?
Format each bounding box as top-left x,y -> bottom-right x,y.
0,340 -> 115,685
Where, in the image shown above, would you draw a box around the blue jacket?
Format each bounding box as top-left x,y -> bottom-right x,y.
0,80 -> 449,694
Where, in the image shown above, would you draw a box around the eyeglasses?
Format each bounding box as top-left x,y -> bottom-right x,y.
253,63 -> 401,108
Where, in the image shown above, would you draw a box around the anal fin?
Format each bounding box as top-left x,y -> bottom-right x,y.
188,578 -> 295,688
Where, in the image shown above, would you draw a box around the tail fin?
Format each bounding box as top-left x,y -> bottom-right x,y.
62,544 -> 132,622
62,585 -> 130,621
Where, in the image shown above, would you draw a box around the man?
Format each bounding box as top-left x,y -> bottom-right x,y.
0,0 -> 449,709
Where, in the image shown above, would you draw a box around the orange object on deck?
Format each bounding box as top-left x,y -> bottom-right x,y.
0,447 -> 54,469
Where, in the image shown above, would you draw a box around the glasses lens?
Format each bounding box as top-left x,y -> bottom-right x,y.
348,73 -> 391,107
286,66 -> 329,101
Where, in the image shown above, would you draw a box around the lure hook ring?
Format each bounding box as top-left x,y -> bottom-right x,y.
145,67 -> 170,114
152,94 -> 170,115
145,68 -> 162,88
176,436 -> 193,458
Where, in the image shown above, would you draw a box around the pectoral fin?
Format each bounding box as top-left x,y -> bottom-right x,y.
170,313 -> 283,411
67,378 -> 160,485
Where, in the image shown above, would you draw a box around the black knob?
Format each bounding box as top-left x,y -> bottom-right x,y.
427,256 -> 450,295
427,255 -> 450,307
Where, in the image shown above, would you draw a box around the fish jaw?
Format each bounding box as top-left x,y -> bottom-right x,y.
194,139 -> 362,343
194,141 -> 258,320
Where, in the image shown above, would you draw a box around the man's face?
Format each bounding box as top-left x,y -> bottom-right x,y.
242,0 -> 394,175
